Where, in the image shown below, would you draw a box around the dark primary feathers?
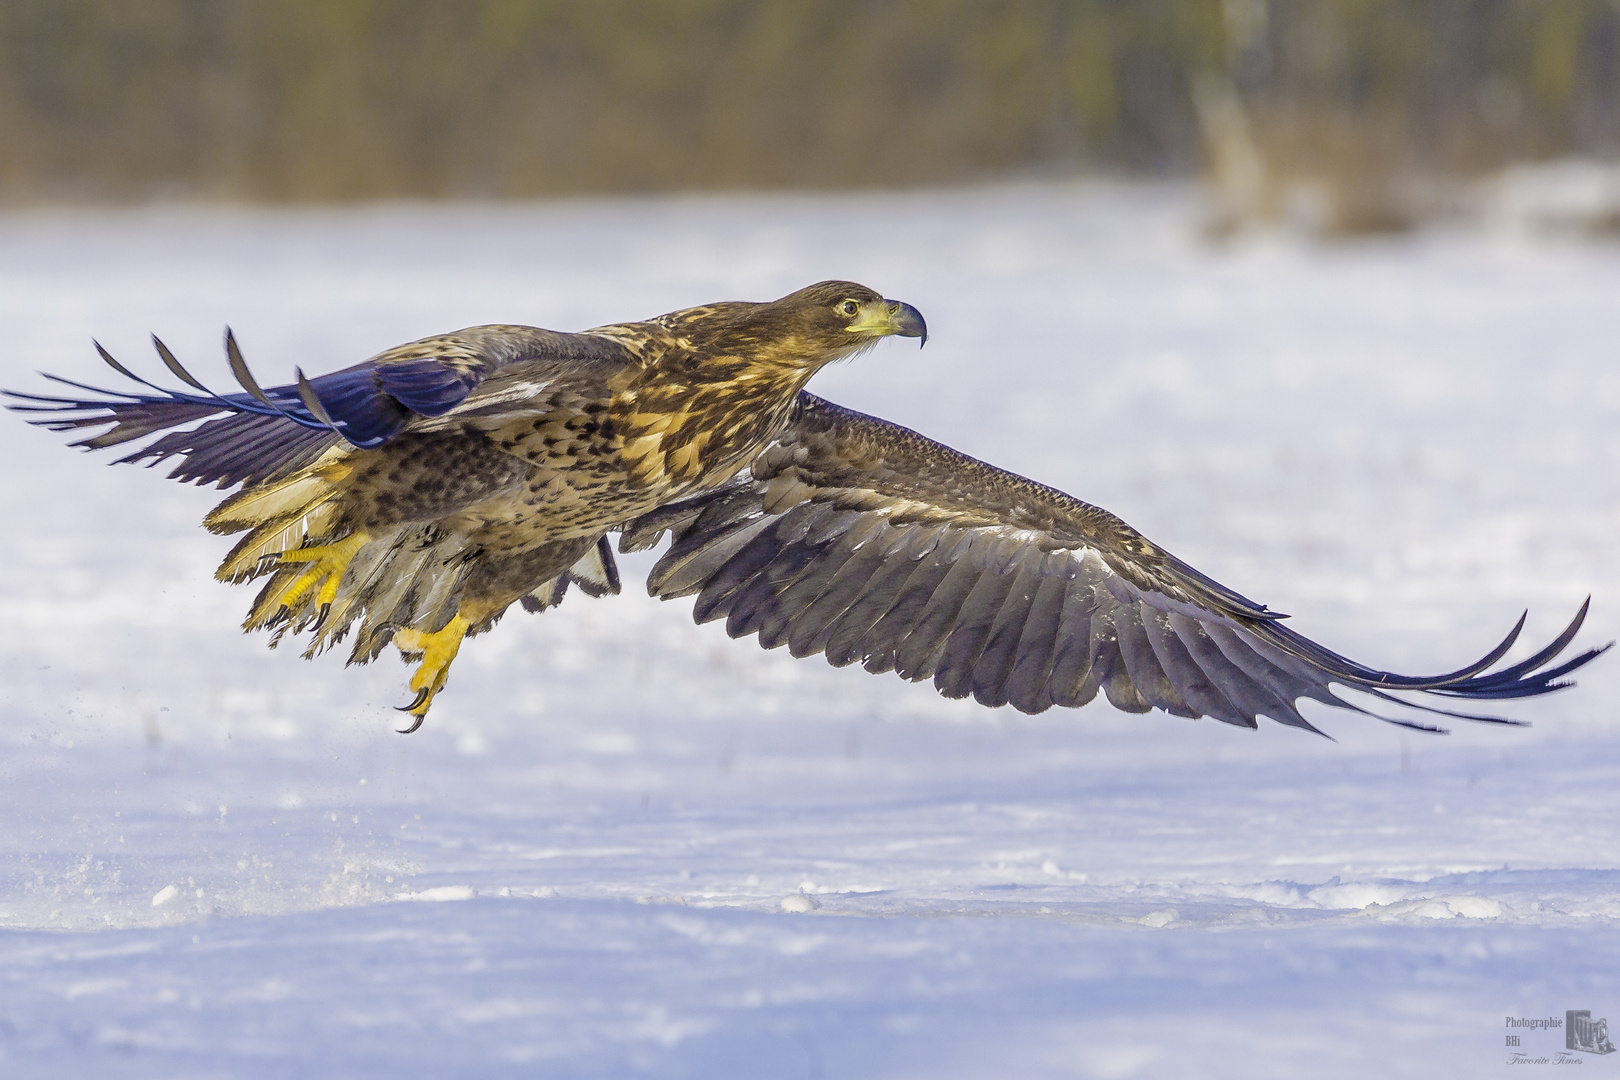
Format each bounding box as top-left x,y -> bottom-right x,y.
623,394 -> 1606,734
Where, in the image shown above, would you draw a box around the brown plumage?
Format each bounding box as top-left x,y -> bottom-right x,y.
6,280 -> 1605,734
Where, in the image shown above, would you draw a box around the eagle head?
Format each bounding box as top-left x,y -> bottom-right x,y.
754,280 -> 927,363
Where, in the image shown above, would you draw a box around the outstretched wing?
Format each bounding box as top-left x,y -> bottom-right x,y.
5,325 -> 635,488
624,393 -> 1606,734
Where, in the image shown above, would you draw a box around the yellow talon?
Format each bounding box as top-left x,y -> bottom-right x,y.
245,531 -> 372,631
391,614 -> 470,731
274,531 -> 371,608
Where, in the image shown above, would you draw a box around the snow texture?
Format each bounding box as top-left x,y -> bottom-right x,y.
1,183 -> 1618,1078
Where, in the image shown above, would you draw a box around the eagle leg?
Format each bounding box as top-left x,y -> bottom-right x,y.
390,614 -> 470,732
248,531 -> 372,630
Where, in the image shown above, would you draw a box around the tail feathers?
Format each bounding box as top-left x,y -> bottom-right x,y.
520,536 -> 622,612
304,528 -> 408,647
205,463 -> 351,537
251,529 -> 626,664
240,524 -> 476,665
520,574 -> 570,612
215,500 -> 344,584
341,527 -> 473,665
402,553 -> 466,645
571,536 -> 622,597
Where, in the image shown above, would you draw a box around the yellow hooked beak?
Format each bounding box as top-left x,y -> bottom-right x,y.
847,299 -> 928,347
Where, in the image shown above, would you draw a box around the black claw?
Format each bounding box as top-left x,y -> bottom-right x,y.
267,605 -> 290,628
396,686 -> 430,714
395,713 -> 427,734
311,602 -> 333,633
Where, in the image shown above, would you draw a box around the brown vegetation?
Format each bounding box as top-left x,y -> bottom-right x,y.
0,1 -> 1614,208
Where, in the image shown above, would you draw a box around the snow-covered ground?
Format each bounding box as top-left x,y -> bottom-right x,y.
1,184 -> 1618,1078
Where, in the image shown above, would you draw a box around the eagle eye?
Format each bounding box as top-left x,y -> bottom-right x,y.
838,299 -> 859,317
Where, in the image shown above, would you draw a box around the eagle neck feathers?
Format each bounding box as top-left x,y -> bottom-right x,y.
606,311 -> 824,492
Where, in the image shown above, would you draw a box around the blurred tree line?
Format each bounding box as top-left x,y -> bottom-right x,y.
0,0 -> 1615,207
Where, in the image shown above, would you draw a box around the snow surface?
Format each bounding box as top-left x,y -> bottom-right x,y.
1,183 -> 1618,1078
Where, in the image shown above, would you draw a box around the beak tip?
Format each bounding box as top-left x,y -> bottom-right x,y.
886,299 -> 928,347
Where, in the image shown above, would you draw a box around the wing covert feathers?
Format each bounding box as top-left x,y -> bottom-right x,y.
631,393 -> 1607,733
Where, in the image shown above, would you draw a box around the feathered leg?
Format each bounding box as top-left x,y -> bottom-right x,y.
381,535 -> 616,731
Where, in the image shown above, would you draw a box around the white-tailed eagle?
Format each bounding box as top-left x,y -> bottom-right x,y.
7,281 -> 1604,734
